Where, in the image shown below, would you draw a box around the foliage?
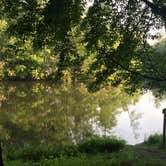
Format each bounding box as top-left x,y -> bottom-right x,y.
140,39 -> 166,93
6,144 -> 79,161
5,136 -> 125,161
3,142 -> 166,166
77,136 -> 125,153
144,134 -> 162,145
0,0 -> 166,92
0,19 -> 87,82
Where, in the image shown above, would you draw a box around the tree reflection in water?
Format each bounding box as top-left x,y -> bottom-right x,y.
127,108 -> 143,139
0,82 -> 139,147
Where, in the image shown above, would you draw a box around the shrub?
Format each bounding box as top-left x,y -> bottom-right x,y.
6,136 -> 125,161
144,134 -> 162,145
6,144 -> 79,161
77,136 -> 125,154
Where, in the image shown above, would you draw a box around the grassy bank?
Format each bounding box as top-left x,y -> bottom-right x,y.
3,135 -> 166,166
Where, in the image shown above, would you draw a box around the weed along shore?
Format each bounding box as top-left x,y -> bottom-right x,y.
2,135 -> 166,166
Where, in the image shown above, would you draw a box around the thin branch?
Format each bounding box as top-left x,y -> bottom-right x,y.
111,56 -> 166,82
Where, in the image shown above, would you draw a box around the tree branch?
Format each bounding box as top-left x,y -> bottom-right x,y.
142,0 -> 166,24
111,56 -> 166,82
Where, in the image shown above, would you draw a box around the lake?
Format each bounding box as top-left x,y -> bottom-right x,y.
0,82 -> 165,146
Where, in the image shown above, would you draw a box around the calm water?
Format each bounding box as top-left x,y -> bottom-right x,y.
0,82 -> 165,146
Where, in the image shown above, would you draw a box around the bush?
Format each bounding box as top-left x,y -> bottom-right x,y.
6,136 -> 126,161
144,134 -> 162,145
5,151 -> 166,166
6,144 -> 79,161
77,136 -> 126,154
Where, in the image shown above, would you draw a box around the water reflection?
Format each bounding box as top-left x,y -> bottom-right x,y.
112,92 -> 164,145
127,107 -> 143,139
0,82 -> 136,146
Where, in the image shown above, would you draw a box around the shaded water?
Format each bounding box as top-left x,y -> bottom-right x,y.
0,82 -> 164,146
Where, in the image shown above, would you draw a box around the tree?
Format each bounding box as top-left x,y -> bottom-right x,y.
142,0 -> 166,25
0,143 -> 3,166
82,0 -> 166,92
0,0 -> 166,92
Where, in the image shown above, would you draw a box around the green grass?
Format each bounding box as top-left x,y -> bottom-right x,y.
4,150 -> 166,166
6,144 -> 79,161
5,136 -> 125,162
3,135 -> 166,166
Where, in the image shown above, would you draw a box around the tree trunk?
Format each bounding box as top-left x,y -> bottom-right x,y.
0,144 -> 3,166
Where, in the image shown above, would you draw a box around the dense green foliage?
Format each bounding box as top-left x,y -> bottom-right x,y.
144,134 -> 162,145
77,136 -> 125,153
0,0 -> 166,92
3,135 -> 166,166
5,153 -> 166,166
5,136 -> 125,161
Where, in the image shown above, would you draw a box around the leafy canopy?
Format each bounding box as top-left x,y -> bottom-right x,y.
0,0 -> 166,92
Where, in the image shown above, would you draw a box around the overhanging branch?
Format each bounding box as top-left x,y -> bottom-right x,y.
111,57 -> 166,82
142,0 -> 166,25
